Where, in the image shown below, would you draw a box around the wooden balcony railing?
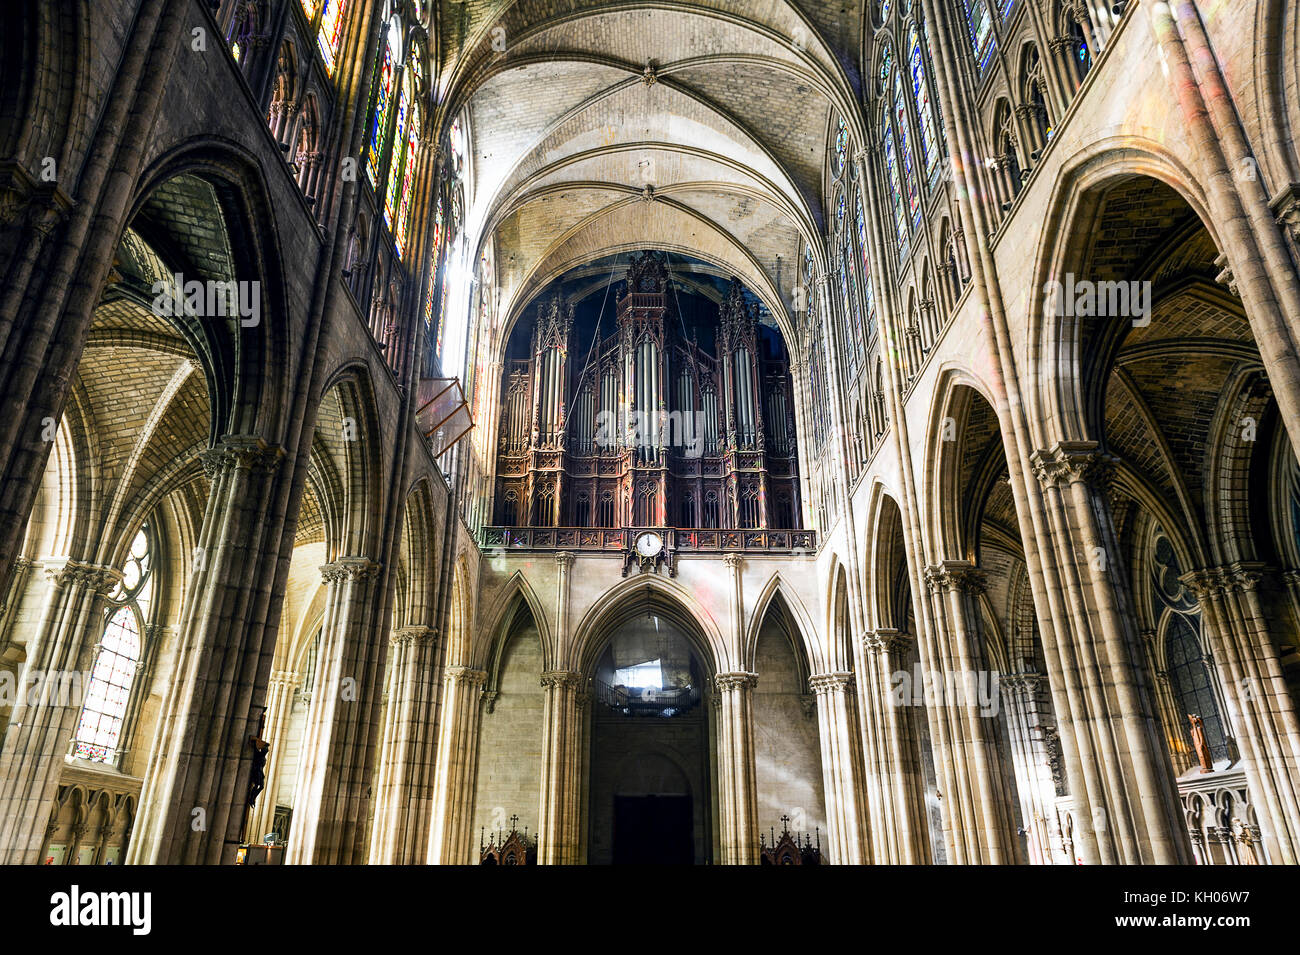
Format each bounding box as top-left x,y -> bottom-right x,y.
480,526 -> 816,554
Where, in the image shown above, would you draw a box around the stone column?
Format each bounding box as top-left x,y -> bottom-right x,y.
537,669 -> 585,864
128,436 -> 286,865
427,665 -> 487,864
924,561 -> 1020,864
1031,441 -> 1191,864
0,559 -> 119,863
369,625 -> 439,864
1185,566 -> 1300,864
862,628 -> 931,863
285,556 -> 385,865
714,671 -> 759,865
245,667 -> 299,844
1000,672 -> 1064,865
809,671 -> 868,864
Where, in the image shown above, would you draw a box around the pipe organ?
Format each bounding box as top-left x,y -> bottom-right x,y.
495,254 -> 801,530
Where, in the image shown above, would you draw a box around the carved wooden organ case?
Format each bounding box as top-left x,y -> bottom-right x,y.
494,253 -> 801,530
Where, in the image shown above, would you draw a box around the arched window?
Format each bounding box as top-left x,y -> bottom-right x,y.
74,525 -> 154,764
424,196 -> 445,334
391,82 -> 421,257
833,116 -> 848,176
855,194 -> 877,337
891,64 -> 922,225
802,244 -> 815,325
880,51 -> 910,255
1165,616 -> 1228,763
365,26 -> 397,187
382,78 -> 409,231
838,254 -> 860,381
960,0 -> 996,73
908,23 -> 943,186
316,0 -> 348,76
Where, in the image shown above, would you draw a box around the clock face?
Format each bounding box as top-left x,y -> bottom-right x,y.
635,532 -> 663,558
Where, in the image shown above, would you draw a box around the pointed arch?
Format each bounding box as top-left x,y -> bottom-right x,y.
570,573 -> 726,677
477,568 -> 554,674
744,571 -> 824,676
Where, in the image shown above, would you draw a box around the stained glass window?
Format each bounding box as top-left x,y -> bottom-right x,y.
803,245 -> 816,323
909,24 -> 941,185
839,257 -> 863,379
449,117 -> 465,175
394,103 -> 420,257
923,18 -> 948,154
882,126 -> 908,254
366,34 -> 396,187
301,0 -> 320,19
892,71 -> 922,225
880,0 -> 893,21
317,0 -> 347,76
74,526 -> 153,764
834,117 -> 848,175
423,201 -> 443,374
1166,616 -> 1228,762
855,195 -> 877,332
881,54 -> 910,255
383,80 -> 409,230
961,0 -> 995,73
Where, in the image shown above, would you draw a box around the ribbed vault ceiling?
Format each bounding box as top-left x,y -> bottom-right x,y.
438,0 -> 868,340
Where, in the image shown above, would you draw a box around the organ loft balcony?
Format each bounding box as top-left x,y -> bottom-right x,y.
487,252 -> 814,561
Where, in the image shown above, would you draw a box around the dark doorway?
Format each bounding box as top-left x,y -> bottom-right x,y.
613,795 -> 693,864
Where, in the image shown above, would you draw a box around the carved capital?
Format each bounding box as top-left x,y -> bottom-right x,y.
1181,567 -> 1227,599
1269,183 -> 1300,244
1030,440 -> 1115,491
863,628 -> 912,656
390,625 -> 438,647
320,557 -> 382,584
42,559 -> 122,595
1212,252 -> 1239,297
808,671 -> 855,694
554,551 -> 574,570
540,669 -> 584,691
723,553 -> 743,572
200,434 -> 284,479
445,665 -> 488,688
1001,670 -> 1043,694
925,561 -> 986,596
714,671 -> 758,693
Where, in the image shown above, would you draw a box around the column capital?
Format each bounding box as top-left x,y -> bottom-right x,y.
540,669 -> 584,690
1181,563 -> 1268,597
863,628 -> 913,655
714,671 -> 758,692
390,625 -> 438,646
199,434 -> 285,479
445,665 -> 488,687
1029,440 -> 1116,490
723,553 -> 744,571
554,551 -> 575,569
41,558 -> 122,594
1180,567 -> 1227,598
1000,670 -> 1044,693
925,561 -> 986,596
1269,182 -> 1300,245
808,671 -> 855,694
320,557 -> 382,583
1049,35 -> 1075,55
